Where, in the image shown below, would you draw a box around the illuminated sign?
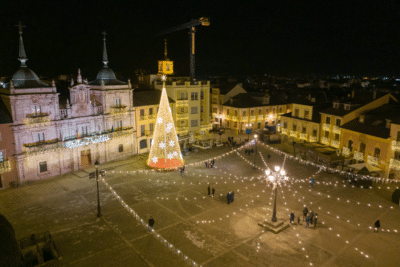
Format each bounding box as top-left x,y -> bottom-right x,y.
63,134 -> 110,149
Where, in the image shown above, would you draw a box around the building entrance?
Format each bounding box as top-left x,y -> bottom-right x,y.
80,149 -> 92,169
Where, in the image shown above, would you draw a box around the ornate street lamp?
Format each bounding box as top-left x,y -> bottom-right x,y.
266,166 -> 288,222
253,134 -> 258,169
95,160 -> 102,218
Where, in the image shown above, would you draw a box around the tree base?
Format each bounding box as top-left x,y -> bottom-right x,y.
147,158 -> 184,170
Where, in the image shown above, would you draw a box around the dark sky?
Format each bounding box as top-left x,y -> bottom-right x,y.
1,0 -> 399,79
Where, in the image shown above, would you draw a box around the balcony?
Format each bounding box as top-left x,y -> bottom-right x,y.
24,139 -> 62,154
390,158 -> 400,170
176,126 -> 188,133
281,128 -> 288,134
225,115 -> 231,120
200,124 -> 212,131
321,137 -> 330,145
290,130 -> 297,137
146,130 -> 154,137
176,99 -> 189,106
300,133 -> 307,140
60,109 -> 68,119
250,116 -> 256,122
231,116 -> 238,122
332,125 -> 340,134
148,114 -> 156,121
342,147 -> 350,156
177,113 -> 189,119
323,123 -> 331,131
354,150 -> 364,161
257,115 -> 264,121
212,113 -> 218,118
241,116 -> 249,122
139,115 -> 148,121
392,140 -> 400,151
109,127 -> 133,139
367,155 -> 379,166
331,139 -> 340,148
0,160 -> 11,173
110,105 -> 127,114
309,136 -> 317,142
24,113 -> 50,125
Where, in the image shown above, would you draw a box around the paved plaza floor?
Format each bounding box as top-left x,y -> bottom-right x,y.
1,136 -> 400,267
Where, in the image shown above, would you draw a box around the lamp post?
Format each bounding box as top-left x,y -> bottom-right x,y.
266,166 -> 288,222
253,134 -> 258,169
95,160 -> 102,218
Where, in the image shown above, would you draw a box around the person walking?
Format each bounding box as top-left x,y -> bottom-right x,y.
267,154 -> 271,161
314,213 -> 318,228
303,207 -> 308,221
310,178 -> 315,189
148,216 -> 155,232
180,167 -> 183,176
374,220 -> 380,232
309,211 -> 314,224
305,215 -> 310,228
182,165 -> 185,175
208,185 -> 211,196
245,149 -> 248,155
212,187 -> 215,198
205,161 -> 208,168
290,212 -> 295,224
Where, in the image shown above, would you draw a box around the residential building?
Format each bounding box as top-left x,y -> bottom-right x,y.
340,103 -> 400,179
220,92 -> 290,135
153,78 -> 212,137
210,83 -> 246,129
319,91 -> 397,148
133,91 -> 175,154
280,92 -> 330,143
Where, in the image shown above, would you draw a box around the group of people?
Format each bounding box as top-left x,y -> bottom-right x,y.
244,148 -> 254,156
205,159 -> 215,168
303,207 -> 318,228
228,136 -> 237,148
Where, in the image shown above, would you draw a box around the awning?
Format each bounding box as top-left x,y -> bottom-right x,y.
347,163 -> 382,173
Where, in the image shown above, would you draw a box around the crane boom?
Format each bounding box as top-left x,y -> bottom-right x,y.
157,17 -> 210,81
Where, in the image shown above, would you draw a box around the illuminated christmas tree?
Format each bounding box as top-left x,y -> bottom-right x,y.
147,86 -> 183,169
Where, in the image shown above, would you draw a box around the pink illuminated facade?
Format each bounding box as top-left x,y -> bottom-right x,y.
0,26 -> 137,185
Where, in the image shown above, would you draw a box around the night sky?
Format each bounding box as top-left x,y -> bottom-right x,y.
1,1 -> 399,79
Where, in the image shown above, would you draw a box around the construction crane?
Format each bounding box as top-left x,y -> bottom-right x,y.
157,17 -> 210,81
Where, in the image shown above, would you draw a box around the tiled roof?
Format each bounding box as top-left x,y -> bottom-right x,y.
0,98 -> 13,124
223,93 -> 262,108
213,83 -> 243,94
320,92 -> 394,116
280,103 -> 331,124
341,103 -> 400,139
133,90 -> 175,107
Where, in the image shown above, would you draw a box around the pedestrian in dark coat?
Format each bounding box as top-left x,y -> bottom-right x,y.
180,167 -> 183,175
148,216 -> 155,232
310,178 -> 315,189
267,154 -> 271,161
290,212 -> 295,224
212,187 -> 215,198
205,161 -> 208,168
245,149 -> 248,155
297,216 -> 301,225
227,192 -> 230,204
303,207 -> 308,221
314,214 -> 318,228
374,220 -> 380,232
305,216 -> 310,228
208,185 -> 211,196
309,211 -> 314,224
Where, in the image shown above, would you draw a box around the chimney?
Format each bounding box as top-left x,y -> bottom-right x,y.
386,119 -> 391,128
351,89 -> 355,98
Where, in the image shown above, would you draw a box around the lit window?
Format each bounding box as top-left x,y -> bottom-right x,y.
191,92 -> 198,101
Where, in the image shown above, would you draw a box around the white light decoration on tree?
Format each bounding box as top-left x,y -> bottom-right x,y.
147,87 -> 184,169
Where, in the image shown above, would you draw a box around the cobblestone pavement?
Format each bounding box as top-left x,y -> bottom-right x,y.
1,136 -> 400,267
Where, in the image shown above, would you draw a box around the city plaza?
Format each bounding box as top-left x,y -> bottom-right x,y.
1,132 -> 400,267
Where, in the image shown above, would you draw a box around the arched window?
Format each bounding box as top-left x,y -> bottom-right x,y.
140,140 -> 147,149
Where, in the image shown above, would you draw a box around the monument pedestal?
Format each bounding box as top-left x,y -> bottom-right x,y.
258,220 -> 291,234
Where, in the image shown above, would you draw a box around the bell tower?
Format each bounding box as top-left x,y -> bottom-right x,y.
158,39 -> 174,75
